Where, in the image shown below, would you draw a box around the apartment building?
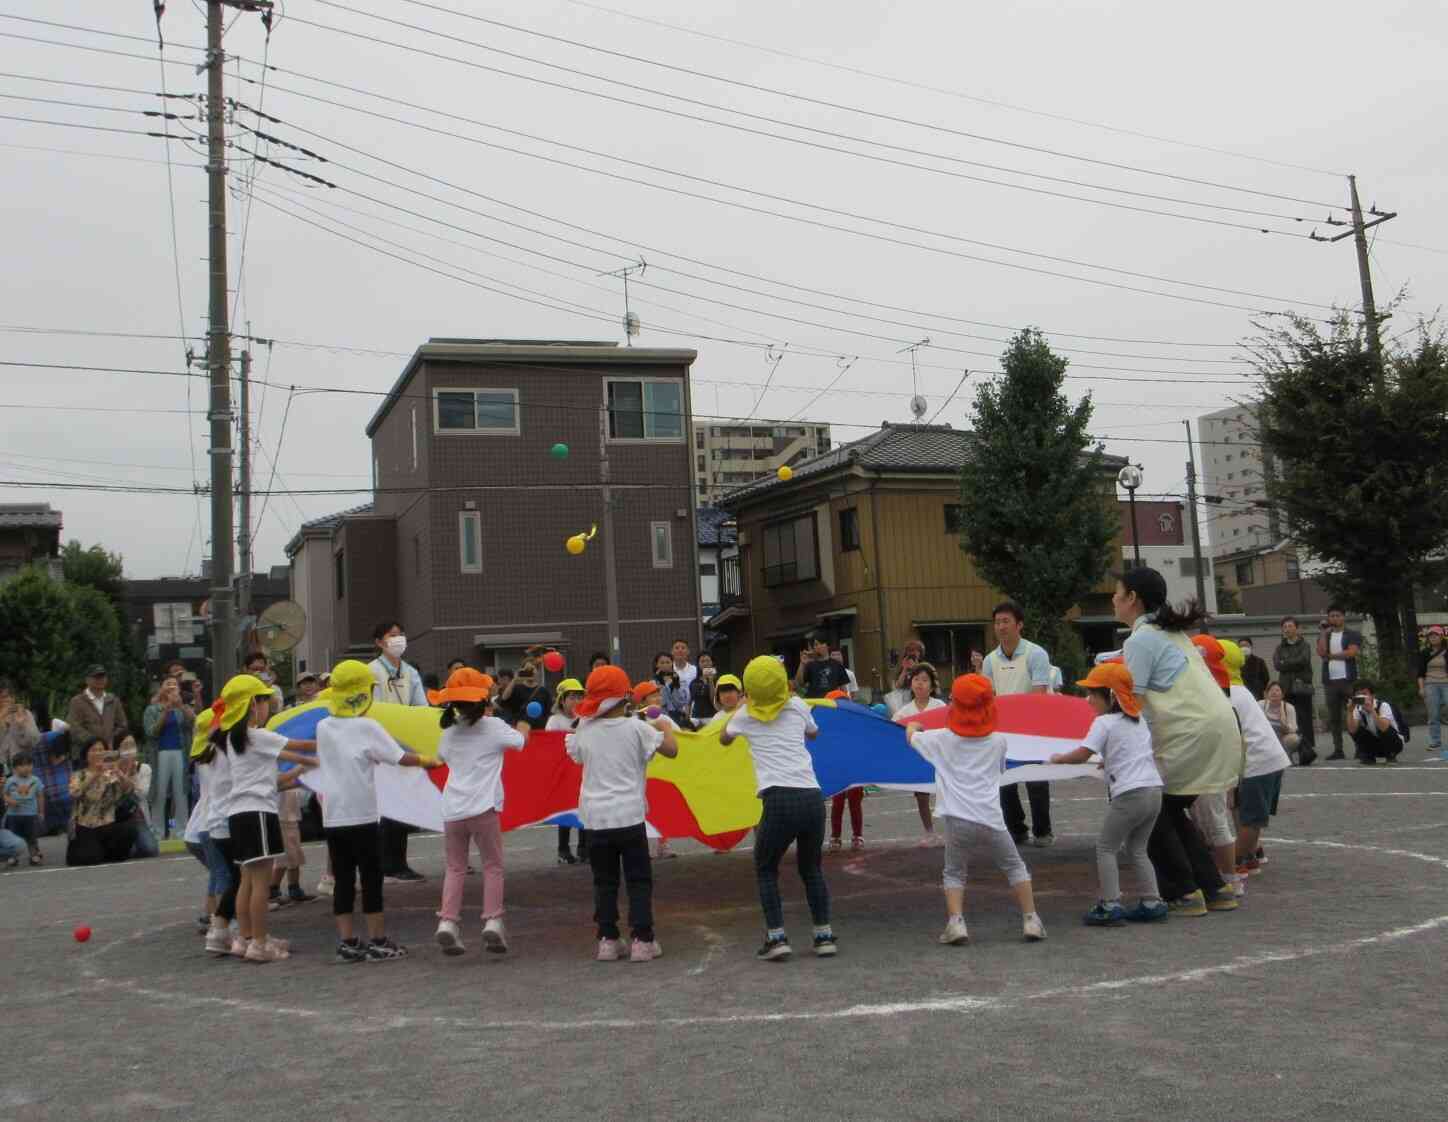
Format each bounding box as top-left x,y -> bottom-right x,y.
692,421 -> 831,506
1198,403 -> 1279,557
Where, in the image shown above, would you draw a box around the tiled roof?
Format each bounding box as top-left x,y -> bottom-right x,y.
695,506 -> 737,547
284,503 -> 374,557
0,503 -> 61,529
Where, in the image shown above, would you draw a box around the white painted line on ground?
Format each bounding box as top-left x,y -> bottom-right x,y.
688,925 -> 728,976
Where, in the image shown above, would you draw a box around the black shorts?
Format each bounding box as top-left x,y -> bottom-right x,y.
227,810 -> 284,866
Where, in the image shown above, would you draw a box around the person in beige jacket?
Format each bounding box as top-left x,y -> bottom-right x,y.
63,666 -> 130,760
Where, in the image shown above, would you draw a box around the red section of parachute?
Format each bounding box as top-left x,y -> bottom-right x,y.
644,778 -> 750,852
908,692 -> 1095,740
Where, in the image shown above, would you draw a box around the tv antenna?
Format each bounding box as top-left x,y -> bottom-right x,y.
600,257 -> 646,346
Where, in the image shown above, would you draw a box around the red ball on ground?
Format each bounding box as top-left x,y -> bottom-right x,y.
73,925 -> 92,943
542,650 -> 565,673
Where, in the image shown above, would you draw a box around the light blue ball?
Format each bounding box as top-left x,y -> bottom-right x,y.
870,702 -> 888,715
525,701 -> 543,719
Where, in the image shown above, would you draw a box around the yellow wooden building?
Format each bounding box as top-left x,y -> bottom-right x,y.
709,423 -> 1126,694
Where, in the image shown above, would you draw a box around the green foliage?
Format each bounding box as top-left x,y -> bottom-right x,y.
0,566 -> 122,717
957,329 -> 1119,662
1252,314 -> 1448,655
61,540 -> 125,609
1355,637 -> 1420,723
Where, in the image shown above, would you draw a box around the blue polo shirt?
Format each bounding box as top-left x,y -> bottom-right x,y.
1122,614 -> 1191,695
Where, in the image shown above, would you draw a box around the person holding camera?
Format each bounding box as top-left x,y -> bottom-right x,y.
144,675 -> 194,840
793,632 -> 851,700
1346,682 -> 1403,766
1315,605 -> 1362,760
647,652 -> 692,726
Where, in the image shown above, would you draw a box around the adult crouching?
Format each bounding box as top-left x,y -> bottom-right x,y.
66,737 -> 139,866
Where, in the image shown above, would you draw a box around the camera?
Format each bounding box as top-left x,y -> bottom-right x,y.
1352,695 -> 1368,707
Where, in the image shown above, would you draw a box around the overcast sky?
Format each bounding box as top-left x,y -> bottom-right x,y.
4,0 -> 1445,580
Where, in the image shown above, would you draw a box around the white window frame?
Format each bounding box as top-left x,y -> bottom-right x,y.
650,520 -> 674,569
459,511 -> 483,574
433,387 -> 521,436
604,376 -> 686,443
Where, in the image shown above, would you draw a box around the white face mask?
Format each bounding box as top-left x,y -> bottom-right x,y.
384,635 -> 408,659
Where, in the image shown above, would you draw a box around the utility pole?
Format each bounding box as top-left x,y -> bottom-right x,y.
205,0 -> 237,686
598,402 -> 622,667
236,348 -> 253,632
1312,175 -> 1396,384
1184,420 -> 1208,610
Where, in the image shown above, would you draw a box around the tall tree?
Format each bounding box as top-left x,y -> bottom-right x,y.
0,567 -> 122,718
957,329 -> 1118,679
1251,313 -> 1448,662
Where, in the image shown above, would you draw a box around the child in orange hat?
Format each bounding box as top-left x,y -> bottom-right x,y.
567,665 -> 679,962
1050,663 -> 1168,925
904,674 -> 1045,946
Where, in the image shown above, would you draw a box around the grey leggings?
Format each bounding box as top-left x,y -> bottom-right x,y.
1098,786 -> 1163,904
941,816 -> 1031,888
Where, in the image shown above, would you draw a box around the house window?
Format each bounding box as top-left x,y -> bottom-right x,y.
1180,556 -> 1197,577
1235,560 -> 1255,585
1286,555 -> 1301,581
434,388 -> 520,434
458,511 -> 482,573
607,378 -> 684,441
762,514 -> 819,586
651,521 -> 673,568
334,550 -> 345,599
839,508 -> 860,552
944,503 -> 964,533
699,562 -> 717,576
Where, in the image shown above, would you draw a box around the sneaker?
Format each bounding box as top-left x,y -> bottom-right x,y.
915,833 -> 938,848
435,920 -> 465,956
1236,859 -> 1261,877
245,937 -> 290,963
267,890 -> 286,911
813,932 -> 838,957
1206,889 -> 1239,911
850,836 -> 865,851
195,914 -> 212,934
204,927 -> 232,955
596,937 -> 624,962
336,937 -> 368,964
5,857 -> 18,869
287,887 -> 318,904
1168,890 -> 1208,917
1326,751 -> 1345,761
228,936 -> 251,958
1083,901 -> 1126,926
482,918 -> 508,954
1255,848 -> 1268,866
1123,900 -> 1169,923
654,840 -> 676,859
756,935 -> 792,961
557,851 -> 577,865
365,937 -> 408,962
385,868 -> 426,883
1228,876 -> 1247,899
826,837 -> 843,853
1031,834 -> 1055,848
315,874 -> 335,897
629,938 -> 663,962
1022,913 -> 1047,941
1358,757 -> 1376,766
938,916 -> 969,945
28,851 -> 42,866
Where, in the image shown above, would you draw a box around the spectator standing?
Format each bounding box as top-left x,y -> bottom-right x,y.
294,672 -> 322,705
646,652 -> 691,726
883,640 -> 926,714
368,620 -> 429,882
143,676 -> 193,839
243,652 -> 285,716
689,653 -> 719,725
670,639 -> 698,697
829,648 -> 859,698
1346,682 -> 1404,765
33,731 -> 72,834
1418,628 -> 1448,756
64,666 -> 130,762
891,663 -> 946,846
1273,617 -> 1317,762
794,632 -> 850,699
980,602 -> 1054,847
1238,639 -> 1271,701
0,680 -> 40,774
1315,606 -> 1363,760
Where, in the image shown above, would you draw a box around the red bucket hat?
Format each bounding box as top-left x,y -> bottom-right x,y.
1191,634 -> 1229,690
947,673 -> 997,738
576,665 -> 631,717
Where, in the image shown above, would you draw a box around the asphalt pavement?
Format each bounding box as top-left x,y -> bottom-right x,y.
5,750 -> 1448,1121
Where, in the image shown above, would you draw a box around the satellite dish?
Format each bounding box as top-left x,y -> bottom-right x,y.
256,600 -> 306,654
909,394 -> 928,421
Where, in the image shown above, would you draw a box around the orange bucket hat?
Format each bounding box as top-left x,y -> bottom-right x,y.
427,667 -> 495,707
947,673 -> 997,737
1191,634 -> 1229,690
824,689 -> 849,701
1075,662 -> 1142,718
576,665 -> 632,717
631,680 -> 662,707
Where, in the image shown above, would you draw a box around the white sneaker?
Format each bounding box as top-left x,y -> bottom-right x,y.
596,937 -> 624,961
1229,875 -> 1247,899
435,920 -> 465,956
228,936 -> 250,958
938,916 -> 969,945
481,918 -> 508,954
316,874 -> 335,898
1022,913 -> 1047,941
204,927 -> 231,955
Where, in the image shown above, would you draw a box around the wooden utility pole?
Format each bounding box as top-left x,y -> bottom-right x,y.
1312,175 -> 1396,385
236,348 -> 253,631
1184,420 -> 1208,610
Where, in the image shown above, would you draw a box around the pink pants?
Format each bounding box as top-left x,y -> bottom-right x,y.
438,810 -> 505,923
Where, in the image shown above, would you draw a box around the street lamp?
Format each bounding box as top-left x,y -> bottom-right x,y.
1118,464 -> 1144,568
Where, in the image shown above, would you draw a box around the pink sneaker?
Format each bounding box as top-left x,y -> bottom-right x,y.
228,936 -> 250,958
244,937 -> 290,963
596,937 -> 624,961
629,938 -> 663,962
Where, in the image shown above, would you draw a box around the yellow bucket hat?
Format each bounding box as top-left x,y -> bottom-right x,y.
211,674 -> 276,733
1219,639 -> 1245,688
554,677 -> 585,703
715,673 -> 743,693
327,659 -> 376,718
189,706 -> 216,758
741,655 -> 790,722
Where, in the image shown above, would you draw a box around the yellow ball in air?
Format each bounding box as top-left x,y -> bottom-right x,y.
565,534 -> 586,555
776,465 -> 793,482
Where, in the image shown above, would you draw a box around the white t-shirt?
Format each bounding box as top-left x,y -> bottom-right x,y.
908,729 -> 1009,830
544,713 -> 576,732
1228,685 -> 1290,778
673,660 -> 698,694
225,727 -> 290,816
725,698 -> 821,794
1081,712 -> 1162,799
437,717 -> 526,821
843,668 -> 859,697
892,697 -> 946,724
1328,632 -> 1347,680
315,716 -> 405,828
566,716 -> 663,830
204,751 -> 232,839
184,758 -> 213,844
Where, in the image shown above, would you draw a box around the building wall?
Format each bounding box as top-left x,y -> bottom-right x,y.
332,518 -> 398,657
1120,544 -> 1218,615
289,534 -> 338,676
1199,404 -> 1276,558
692,421 -> 831,506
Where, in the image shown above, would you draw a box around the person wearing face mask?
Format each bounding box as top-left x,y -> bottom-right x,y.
368,621 -> 429,882
243,653 -> 285,716
1238,639 -> 1271,701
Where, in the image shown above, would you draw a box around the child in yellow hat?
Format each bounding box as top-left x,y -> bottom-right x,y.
719,655 -> 835,961
548,678 -> 587,866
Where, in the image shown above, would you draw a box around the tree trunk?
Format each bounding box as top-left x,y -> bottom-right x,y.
1401,584 -> 1420,650
1371,597 -> 1403,658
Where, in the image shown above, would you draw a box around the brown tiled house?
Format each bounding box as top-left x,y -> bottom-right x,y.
710,424 -> 1125,693
287,340 -> 702,678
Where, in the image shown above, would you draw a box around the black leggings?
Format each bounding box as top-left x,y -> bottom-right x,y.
754,787 -> 830,930
1147,793 -> 1225,901
65,822 -> 136,866
327,823 -> 384,916
215,836 -> 241,921
588,822 -> 653,941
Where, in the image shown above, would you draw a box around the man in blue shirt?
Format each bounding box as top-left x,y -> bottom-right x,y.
980,602 -> 1054,846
